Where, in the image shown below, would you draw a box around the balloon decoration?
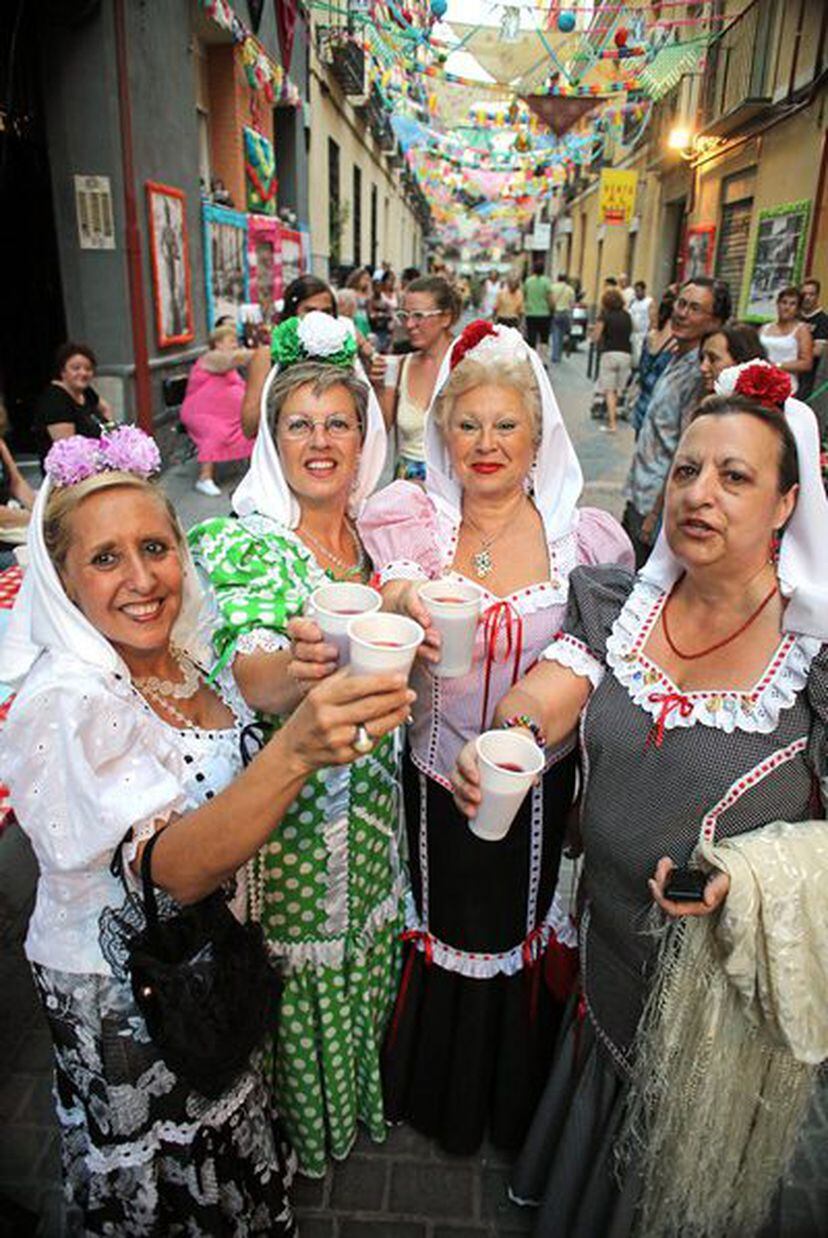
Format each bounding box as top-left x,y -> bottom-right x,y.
614,26 -> 629,47
429,0 -> 447,19
557,11 -> 576,34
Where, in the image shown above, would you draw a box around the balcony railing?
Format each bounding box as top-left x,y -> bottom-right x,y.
700,0 -> 776,135
330,38 -> 366,96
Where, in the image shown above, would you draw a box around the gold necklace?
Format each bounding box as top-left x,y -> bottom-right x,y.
298,521 -> 367,579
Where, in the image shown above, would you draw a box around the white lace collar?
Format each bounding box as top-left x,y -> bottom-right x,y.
606,579 -> 822,735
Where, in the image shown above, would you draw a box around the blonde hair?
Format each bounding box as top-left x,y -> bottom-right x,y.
432,355 -> 542,443
43,473 -> 182,570
208,324 -> 238,349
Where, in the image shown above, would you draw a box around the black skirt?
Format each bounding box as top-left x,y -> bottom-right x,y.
382,748 -> 576,1155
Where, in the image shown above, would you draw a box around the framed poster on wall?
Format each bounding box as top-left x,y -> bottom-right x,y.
680,224 -> 716,281
279,226 -> 304,290
745,200 -> 811,322
146,182 -> 194,348
248,215 -> 282,324
202,203 -> 249,328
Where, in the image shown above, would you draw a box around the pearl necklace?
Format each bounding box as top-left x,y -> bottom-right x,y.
298,520 -> 368,580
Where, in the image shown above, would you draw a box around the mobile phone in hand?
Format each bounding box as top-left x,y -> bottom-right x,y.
663,866 -> 708,902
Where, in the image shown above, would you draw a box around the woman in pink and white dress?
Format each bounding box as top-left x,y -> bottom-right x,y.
358,320 -> 633,1155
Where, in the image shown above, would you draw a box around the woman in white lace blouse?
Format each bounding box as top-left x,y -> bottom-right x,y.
0,431 -> 411,1235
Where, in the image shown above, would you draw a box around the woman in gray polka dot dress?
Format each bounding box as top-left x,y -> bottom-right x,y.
454,374 -> 828,1235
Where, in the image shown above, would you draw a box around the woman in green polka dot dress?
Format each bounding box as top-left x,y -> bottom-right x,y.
189,329 -> 405,1177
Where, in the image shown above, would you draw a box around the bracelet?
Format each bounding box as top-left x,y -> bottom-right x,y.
499,713 -> 547,749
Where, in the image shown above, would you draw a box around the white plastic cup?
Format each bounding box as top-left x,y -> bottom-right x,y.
383,353 -> 401,388
308,583 -> 382,667
471,730 -> 545,842
348,612 -> 424,681
419,578 -> 483,678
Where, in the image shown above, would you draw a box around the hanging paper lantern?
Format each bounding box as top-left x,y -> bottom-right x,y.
557,11 -> 576,34
614,26 -> 629,48
430,0 -> 448,18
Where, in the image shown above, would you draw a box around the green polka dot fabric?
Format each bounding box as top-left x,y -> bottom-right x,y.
190,514 -> 405,1177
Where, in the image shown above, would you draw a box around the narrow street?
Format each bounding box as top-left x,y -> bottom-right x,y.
1,352 -> 825,1237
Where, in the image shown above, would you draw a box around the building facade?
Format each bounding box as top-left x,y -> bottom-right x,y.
0,0 -> 428,452
553,0 -> 827,319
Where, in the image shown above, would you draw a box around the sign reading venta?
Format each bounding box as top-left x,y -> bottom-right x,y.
599,170 -> 638,225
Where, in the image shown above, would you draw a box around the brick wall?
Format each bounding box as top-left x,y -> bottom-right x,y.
206,44 -> 275,214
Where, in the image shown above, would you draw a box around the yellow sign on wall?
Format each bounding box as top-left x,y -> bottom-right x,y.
599,170 -> 638,225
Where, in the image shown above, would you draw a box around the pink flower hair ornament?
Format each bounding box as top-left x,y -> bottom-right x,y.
45,427 -> 162,488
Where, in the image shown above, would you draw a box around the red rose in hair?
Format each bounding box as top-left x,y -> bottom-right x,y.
450,318 -> 497,369
734,363 -> 793,410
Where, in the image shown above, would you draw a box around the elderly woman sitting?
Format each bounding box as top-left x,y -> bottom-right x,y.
453,361 -> 828,1236
0,429 -> 411,1234
356,320 -> 633,1155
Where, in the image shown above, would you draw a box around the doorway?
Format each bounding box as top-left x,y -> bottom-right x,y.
0,1 -> 66,450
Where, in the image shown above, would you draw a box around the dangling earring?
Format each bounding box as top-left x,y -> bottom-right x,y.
769,530 -> 781,565
525,451 -> 538,495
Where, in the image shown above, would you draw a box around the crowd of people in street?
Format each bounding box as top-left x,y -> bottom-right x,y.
1,249 -> 827,1238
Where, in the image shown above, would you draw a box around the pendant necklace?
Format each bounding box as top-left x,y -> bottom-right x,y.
463,501 -> 525,579
298,520 -> 367,579
662,580 -> 778,660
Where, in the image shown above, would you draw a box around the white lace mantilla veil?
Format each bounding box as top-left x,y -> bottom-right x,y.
422,323 -> 584,542
0,477 -> 209,689
232,314 -> 387,528
640,360 -> 828,642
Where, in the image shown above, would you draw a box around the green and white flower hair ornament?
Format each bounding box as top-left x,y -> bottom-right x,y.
270,311 -> 357,370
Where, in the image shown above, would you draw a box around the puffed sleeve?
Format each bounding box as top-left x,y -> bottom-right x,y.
540,564 -> 636,688
358,480 -> 442,584
575,506 -> 635,572
806,643 -> 828,804
189,516 -> 308,669
0,678 -> 188,873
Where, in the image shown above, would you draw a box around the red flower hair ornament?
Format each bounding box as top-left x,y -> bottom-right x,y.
449,319 -> 498,369
732,361 -> 793,410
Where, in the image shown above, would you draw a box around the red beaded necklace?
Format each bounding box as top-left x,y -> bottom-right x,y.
661,579 -> 779,661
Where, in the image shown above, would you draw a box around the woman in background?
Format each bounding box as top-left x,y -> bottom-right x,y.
34,343 -> 113,465
380,275 -> 459,481
759,286 -> 813,394
180,324 -> 253,497
494,273 -> 524,329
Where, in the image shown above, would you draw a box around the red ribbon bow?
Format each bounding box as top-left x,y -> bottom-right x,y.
481,600 -> 524,730
646,691 -> 693,749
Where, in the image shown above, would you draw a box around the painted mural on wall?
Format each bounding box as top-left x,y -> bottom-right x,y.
146,182 -> 194,348
745,201 -> 811,322
243,127 -> 277,215
202,203 -> 249,328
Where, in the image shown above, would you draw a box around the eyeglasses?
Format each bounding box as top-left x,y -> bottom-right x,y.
280,414 -> 361,440
394,309 -> 446,325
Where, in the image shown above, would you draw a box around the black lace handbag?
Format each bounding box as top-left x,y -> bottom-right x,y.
123,827 -> 280,1100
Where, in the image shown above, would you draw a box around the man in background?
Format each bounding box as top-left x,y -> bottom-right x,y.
623,277 -> 731,566
629,280 -> 653,368
550,272 -> 575,363
798,277 -> 828,402
523,255 -> 554,362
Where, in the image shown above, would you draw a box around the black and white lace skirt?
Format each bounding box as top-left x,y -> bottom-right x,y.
32,962 -> 297,1237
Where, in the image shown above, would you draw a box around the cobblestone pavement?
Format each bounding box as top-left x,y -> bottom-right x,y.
1,351 -> 826,1236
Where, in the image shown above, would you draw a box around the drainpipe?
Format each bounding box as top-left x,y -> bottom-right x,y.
806,125 -> 828,276
113,0 -> 153,434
